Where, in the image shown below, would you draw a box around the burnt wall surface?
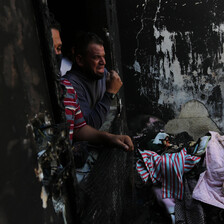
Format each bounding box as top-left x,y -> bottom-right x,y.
47,0 -> 112,68
0,0 -> 63,223
116,0 -> 224,132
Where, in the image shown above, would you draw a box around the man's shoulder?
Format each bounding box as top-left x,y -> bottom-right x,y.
63,69 -> 74,79
60,77 -> 71,85
60,78 -> 78,99
60,78 -> 74,90
64,67 -> 82,82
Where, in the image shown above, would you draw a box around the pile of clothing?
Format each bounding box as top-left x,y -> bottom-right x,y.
135,131 -> 224,224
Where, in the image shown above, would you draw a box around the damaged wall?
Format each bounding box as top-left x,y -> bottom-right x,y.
0,0 -> 65,223
116,0 -> 224,133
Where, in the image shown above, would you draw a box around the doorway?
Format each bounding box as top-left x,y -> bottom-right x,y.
47,0 -> 111,66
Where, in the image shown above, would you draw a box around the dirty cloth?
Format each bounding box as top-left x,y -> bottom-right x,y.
175,177 -> 206,224
152,186 -> 175,224
136,148 -> 201,199
192,131 -> 224,209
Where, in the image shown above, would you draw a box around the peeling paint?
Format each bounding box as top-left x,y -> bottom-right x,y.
41,186 -> 48,209
133,60 -> 141,73
28,111 -> 71,219
118,0 -> 224,129
52,198 -> 67,224
0,0 -> 72,222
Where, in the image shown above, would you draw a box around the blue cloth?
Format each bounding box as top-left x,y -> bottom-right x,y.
136,148 -> 201,199
64,65 -> 112,129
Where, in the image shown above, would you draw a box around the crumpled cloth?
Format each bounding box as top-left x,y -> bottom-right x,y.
175,177 -> 206,224
192,131 -> 224,209
136,148 -> 201,199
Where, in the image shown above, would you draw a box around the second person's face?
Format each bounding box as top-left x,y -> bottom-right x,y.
51,28 -> 62,55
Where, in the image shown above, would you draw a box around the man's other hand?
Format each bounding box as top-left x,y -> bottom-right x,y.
108,134 -> 134,151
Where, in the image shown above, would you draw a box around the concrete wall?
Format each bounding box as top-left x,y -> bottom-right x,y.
0,1 -> 64,223
116,0 -> 224,134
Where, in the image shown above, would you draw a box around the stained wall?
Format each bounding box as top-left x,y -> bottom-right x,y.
116,0 -> 224,132
0,0 -> 64,223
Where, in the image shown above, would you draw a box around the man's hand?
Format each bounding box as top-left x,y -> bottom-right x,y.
107,134 -> 134,151
74,125 -> 134,151
106,70 -> 123,94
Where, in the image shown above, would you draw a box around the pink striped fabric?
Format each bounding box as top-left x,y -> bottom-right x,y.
60,78 -> 86,143
136,148 -> 201,199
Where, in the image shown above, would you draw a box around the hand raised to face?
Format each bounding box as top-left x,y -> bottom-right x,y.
106,70 -> 123,94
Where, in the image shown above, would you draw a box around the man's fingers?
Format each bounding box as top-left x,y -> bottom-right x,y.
119,142 -> 130,151
110,70 -> 119,78
119,136 -> 134,151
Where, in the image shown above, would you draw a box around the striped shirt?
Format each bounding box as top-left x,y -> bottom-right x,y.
136,148 -> 201,199
60,78 -> 86,143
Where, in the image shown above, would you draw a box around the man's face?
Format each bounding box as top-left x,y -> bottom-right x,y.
51,28 -> 62,55
82,43 -> 106,78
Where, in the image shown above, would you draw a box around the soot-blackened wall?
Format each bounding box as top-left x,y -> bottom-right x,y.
117,0 -> 224,132
0,1 -> 65,223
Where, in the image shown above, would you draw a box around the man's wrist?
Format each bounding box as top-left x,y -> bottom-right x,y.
99,131 -> 113,144
106,92 -> 116,99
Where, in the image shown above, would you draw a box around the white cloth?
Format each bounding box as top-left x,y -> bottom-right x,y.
192,131 -> 224,209
153,132 -> 169,144
60,57 -> 72,76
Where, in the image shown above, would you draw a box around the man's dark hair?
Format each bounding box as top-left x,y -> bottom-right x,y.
72,31 -> 104,57
49,12 -> 61,31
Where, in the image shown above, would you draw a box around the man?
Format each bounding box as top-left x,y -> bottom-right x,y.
50,13 -> 72,76
60,78 -> 133,152
64,32 -> 122,129
49,14 -> 63,72
49,15 -> 133,152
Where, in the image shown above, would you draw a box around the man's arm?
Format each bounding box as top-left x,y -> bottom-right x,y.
73,124 -> 134,151
75,87 -> 113,129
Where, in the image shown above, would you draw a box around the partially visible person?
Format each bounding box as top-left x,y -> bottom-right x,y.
64,32 -> 123,129
49,13 -> 63,71
49,13 -> 72,76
